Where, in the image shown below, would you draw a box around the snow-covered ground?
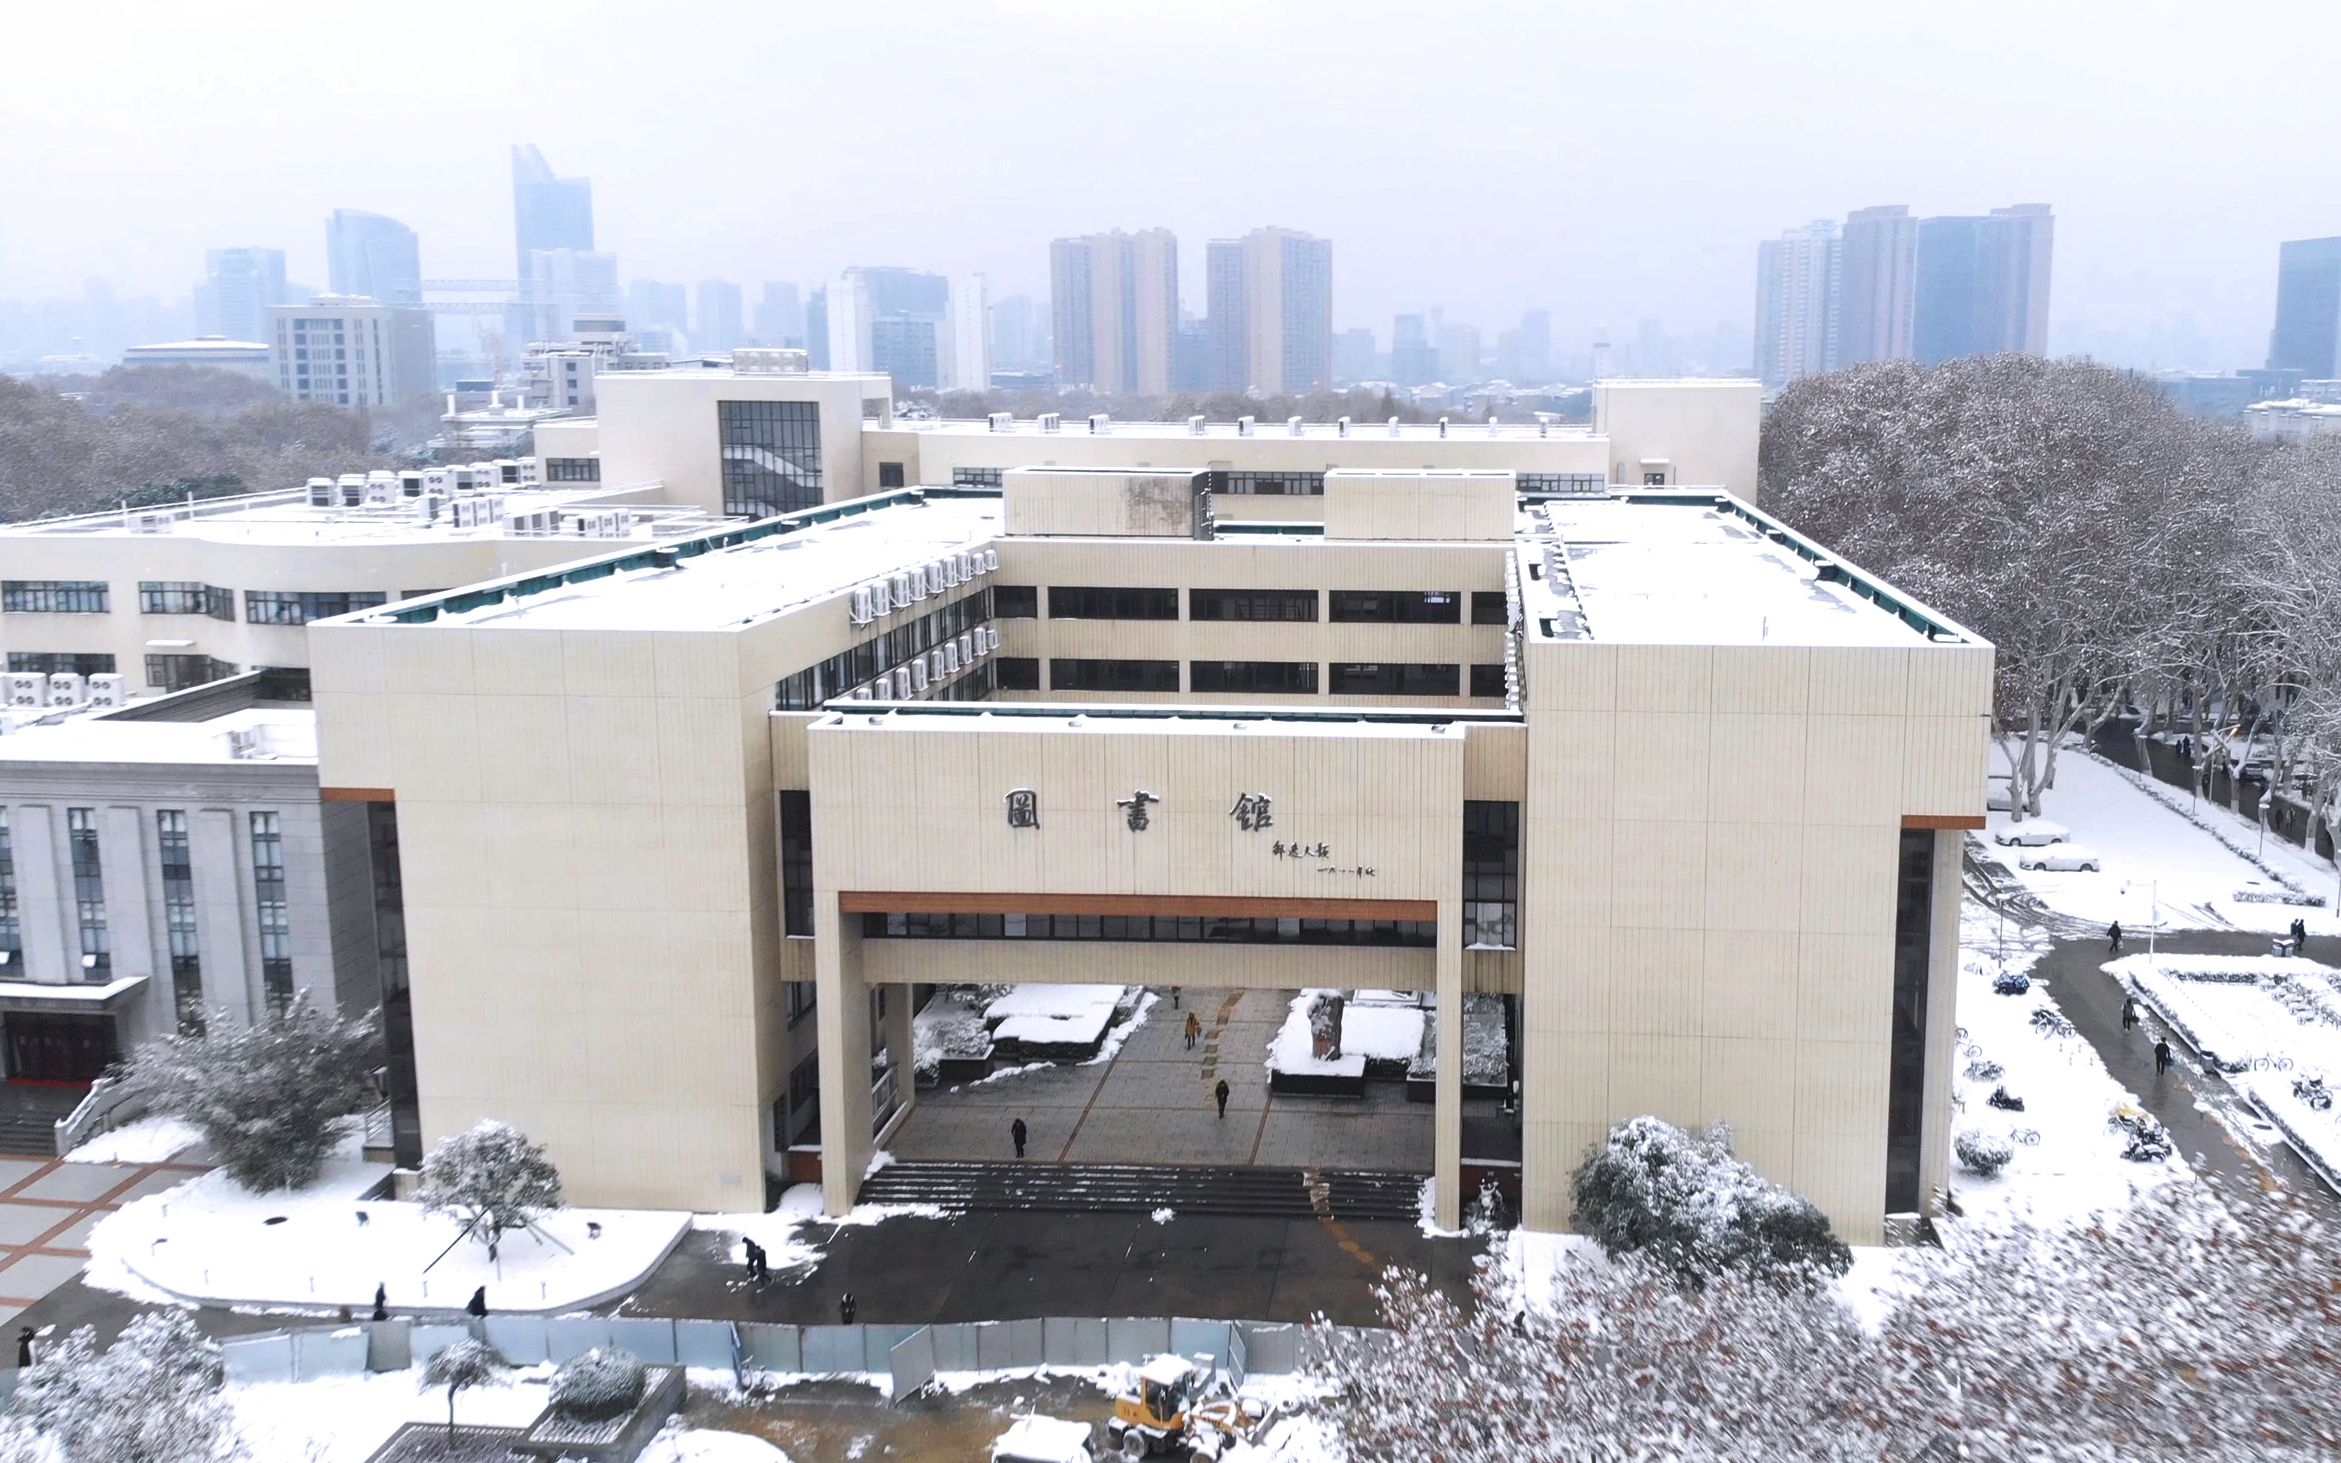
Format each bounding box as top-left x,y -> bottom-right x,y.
694,1181 -> 956,1277
85,1160 -> 688,1312
1989,749 -> 2339,934
1266,992 -> 1361,1078
64,1112 -> 203,1164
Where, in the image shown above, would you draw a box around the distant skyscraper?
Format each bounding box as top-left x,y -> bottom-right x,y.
525,249 -> 620,342
805,286 -> 829,368
1333,327 -> 1376,384
754,282 -> 804,347
826,268 -> 951,386
510,145 -> 593,282
1838,205 -> 1915,365
2267,237 -> 2341,378
1437,322 -> 1482,383
1174,315 -> 1209,392
1204,240 -> 1248,391
1516,309 -> 1552,383
948,274 -> 991,391
628,280 -> 689,335
989,294 -> 1046,372
1047,229 -> 1177,394
1229,227 -> 1331,395
325,211 -> 421,305
696,280 -> 745,354
1911,205 -> 2053,364
1391,313 -> 1437,386
1754,220 -> 1842,388
199,248 -> 288,342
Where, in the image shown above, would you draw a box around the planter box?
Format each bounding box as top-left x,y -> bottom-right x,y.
1268,1066 -> 1366,1097
1403,1077 -> 1509,1104
513,1364 -> 684,1462
937,1053 -> 995,1084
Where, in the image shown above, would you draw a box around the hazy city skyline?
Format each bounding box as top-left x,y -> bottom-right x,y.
4,0 -> 2337,369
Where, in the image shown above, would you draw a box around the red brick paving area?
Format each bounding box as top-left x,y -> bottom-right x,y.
0,1156 -> 209,1315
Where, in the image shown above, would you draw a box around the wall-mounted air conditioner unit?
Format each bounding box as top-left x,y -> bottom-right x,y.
925,562 -> 946,596
910,659 -> 930,693
942,644 -> 960,675
870,580 -> 893,616
982,548 -> 999,572
849,684 -> 872,701
942,555 -> 962,588
985,625 -> 1001,652
958,632 -> 975,663
892,667 -> 914,699
849,587 -> 874,626
896,571 -> 924,604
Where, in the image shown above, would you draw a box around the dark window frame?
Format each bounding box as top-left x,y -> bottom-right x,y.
1329,590 -> 1463,624
1047,586 -> 1179,621
1049,658 -> 1180,693
1189,589 -> 1318,622
1328,662 -> 1461,697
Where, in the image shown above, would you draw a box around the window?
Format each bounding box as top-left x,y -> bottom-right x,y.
2,582 -> 108,614
1329,662 -> 1460,697
1047,586 -> 1178,620
0,810 -> 19,971
788,1053 -> 820,1141
1329,591 -> 1462,624
542,456 -> 601,483
719,399 -> 823,517
67,809 -> 106,978
771,588 -> 992,708
251,812 -> 292,1014
156,812 -> 204,1034
779,791 -> 814,937
1518,472 -> 1604,495
243,590 -> 387,626
878,462 -> 906,489
255,667 -> 312,702
951,467 -> 1004,487
1217,470 -> 1325,496
1470,591 -> 1508,625
1887,831 -> 1936,1212
1190,661 -> 1318,695
1049,659 -> 1179,693
146,654 -> 235,692
1470,663 -> 1508,699
1643,469 -> 1670,486
864,911 -> 1436,948
1463,800 -> 1520,948
7,653 -> 115,677
995,657 -> 1040,691
992,585 -> 1038,618
1189,589 -> 1317,622
138,582 -> 235,618
787,981 -> 817,1026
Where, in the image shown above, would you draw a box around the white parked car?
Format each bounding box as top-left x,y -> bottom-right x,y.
993,1415 -> 1097,1463
2018,843 -> 2101,872
1993,820 -> 2070,847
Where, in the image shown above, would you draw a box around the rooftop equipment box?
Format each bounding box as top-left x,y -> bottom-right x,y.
1000,467 -> 1214,539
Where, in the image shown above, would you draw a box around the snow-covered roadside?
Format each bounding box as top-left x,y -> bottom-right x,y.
64,1113 -> 202,1164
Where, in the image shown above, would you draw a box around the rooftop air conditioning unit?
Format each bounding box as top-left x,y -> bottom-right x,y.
398,470 -> 426,497
305,477 -> 336,507
423,468 -> 452,494
86,673 -> 126,708
1038,412 -> 1061,434
1336,416 -> 1351,437
46,673 -> 85,706
1088,413 -> 1110,434
132,513 -> 170,533
1236,415 -> 1255,437
336,473 -> 366,506
1286,415 -> 1304,436
982,548 -> 999,572
898,570 -> 925,604
1437,416 -> 1451,438
910,659 -> 930,693
226,727 -> 259,759
1187,415 -> 1206,435
4,673 -> 46,708
892,666 -> 914,699
849,587 -> 874,626
987,411 -> 1013,432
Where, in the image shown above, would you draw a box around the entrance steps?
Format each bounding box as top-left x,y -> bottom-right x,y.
857,1160 -> 1425,1223
0,1083 -> 85,1157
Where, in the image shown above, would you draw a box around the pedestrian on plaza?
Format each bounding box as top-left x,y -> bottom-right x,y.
372,1283 -> 388,1322
1215,1079 -> 1231,1119
1184,1011 -> 1202,1051
2109,921 -> 2123,955
743,1239 -> 764,1282
839,1292 -> 857,1325
465,1286 -> 488,1318
2121,996 -> 2139,1033
2293,917 -> 2308,954
1011,1116 -> 1029,1159
2154,1037 -> 2173,1075
15,1326 -> 32,1369
1172,987 -> 1182,1010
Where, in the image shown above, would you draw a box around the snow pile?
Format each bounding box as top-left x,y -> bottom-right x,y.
694,1182 -> 959,1277
1334,1001 -> 1423,1062
639,1426 -> 794,1463
1266,992 -> 1363,1077
1084,990 -> 1157,1065
1221,1414 -> 1344,1462
65,1113 -> 202,1164
1150,1207 -> 1175,1224
912,988 -> 991,1075
229,1366 -> 553,1463
85,1161 -> 687,1312
982,984 -> 1131,1026
994,1011 -> 1113,1046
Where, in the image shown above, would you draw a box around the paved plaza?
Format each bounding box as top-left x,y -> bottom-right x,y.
889,987 -> 1440,1173
0,1152 -> 207,1327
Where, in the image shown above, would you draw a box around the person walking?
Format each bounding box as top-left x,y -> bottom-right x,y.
1011,1116 -> 1028,1159
465,1286 -> 488,1318
15,1326 -> 33,1369
1171,986 -> 1182,1010
1184,1011 -> 1202,1051
839,1292 -> 857,1325
371,1283 -> 389,1322
2293,917 -> 2308,955
1214,1079 -> 1231,1120
741,1239 -> 759,1282
2121,996 -> 2139,1033
2108,921 -> 2124,955
2154,1037 -> 2173,1075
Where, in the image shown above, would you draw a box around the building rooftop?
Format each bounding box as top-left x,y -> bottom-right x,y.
4,482 -> 721,547
817,705 -> 1479,738
886,414 -> 1599,443
0,705 -> 315,766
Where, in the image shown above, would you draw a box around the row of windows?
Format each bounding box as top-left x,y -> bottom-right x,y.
1189,660 -> 1318,694
994,657 -> 1504,699
719,399 -> 824,518
1048,586 -> 1179,620
139,582 -> 236,619
7,653 -> 115,676
147,655 -> 238,693
543,457 -> 602,483
923,467 -> 1600,498
1518,473 -> 1606,494
1217,470 -> 1325,496
245,590 -> 387,626
950,467 -> 1004,487
1192,589 -> 1317,622
1462,799 -> 1521,949
772,589 -> 992,709
1050,658 -> 1179,693
862,911 -> 1437,947
1330,662 -> 1461,696
991,586 -> 1504,625
2,582 -> 107,614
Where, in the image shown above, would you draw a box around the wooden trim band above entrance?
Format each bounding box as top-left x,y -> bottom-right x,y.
320,787 -> 396,803
839,891 -> 1439,921
1902,813 -> 1985,830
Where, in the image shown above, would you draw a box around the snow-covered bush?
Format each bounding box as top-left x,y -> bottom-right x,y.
549,1346 -> 649,1421
115,999 -> 379,1191
0,1310 -> 236,1463
420,1338 -> 509,1444
1955,1129 -> 2014,1177
1569,1117 -> 1850,1289
417,1119 -> 563,1253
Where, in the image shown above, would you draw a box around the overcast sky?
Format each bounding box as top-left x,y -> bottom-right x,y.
5,0 -> 2336,364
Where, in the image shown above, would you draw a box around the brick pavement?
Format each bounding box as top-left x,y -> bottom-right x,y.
0,1153 -> 208,1327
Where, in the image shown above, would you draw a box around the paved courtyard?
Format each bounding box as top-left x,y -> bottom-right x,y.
0,1152 -> 206,1327
890,987 -> 1439,1172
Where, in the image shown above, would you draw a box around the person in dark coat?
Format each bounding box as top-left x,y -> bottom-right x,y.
2121,996 -> 2140,1033
15,1327 -> 32,1369
465,1286 -> 488,1318
371,1283 -> 388,1322
1011,1117 -> 1028,1159
2108,921 -> 2123,955
742,1239 -> 764,1282
839,1292 -> 857,1325
2154,1038 -> 2173,1075
1214,1079 -> 1231,1119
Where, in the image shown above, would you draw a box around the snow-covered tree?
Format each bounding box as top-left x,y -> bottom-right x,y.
0,1310 -> 239,1463
549,1346 -> 649,1421
420,1338 -> 509,1445
416,1120 -> 562,1254
116,999 -> 379,1192
1569,1116 -> 1851,1288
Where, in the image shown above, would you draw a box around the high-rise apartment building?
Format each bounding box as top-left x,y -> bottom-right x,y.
199,248 -> 288,342
1333,327 -> 1376,384
1391,313 -> 1437,386
628,280 -> 689,336
325,212 -> 422,306
1047,230 -> 1178,395
950,274 -> 991,392
1838,206 -> 1915,366
1205,241 -> 1248,392
2267,237 -> 2341,379
988,294 -> 1047,373
1754,220 -> 1843,388
1438,322 -> 1483,383
1912,205 -> 2053,364
754,282 -> 804,348
1207,227 -> 1333,396
267,296 -> 435,407
696,280 -> 745,354
825,268 -> 953,388
510,145 -> 593,281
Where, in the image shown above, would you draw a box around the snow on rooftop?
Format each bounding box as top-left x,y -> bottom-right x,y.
8,485 -> 697,546
821,708 -> 1466,739
441,497 -> 1003,631
896,415 -> 1597,441
0,707 -> 316,766
1529,499 -> 1936,647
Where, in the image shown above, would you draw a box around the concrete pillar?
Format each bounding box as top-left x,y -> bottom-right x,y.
1433,895 -> 1465,1230
191,810 -> 255,1027
883,979 -> 916,1136
99,807 -> 156,983
1916,828 -> 1966,1214
815,896 -> 873,1216
10,806 -> 69,985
